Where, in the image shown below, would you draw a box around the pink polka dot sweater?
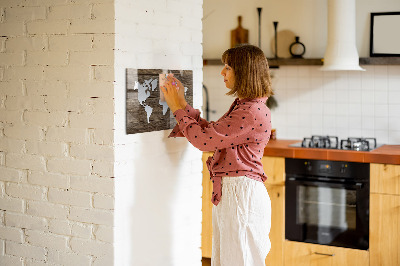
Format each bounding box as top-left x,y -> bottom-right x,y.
169,97 -> 272,206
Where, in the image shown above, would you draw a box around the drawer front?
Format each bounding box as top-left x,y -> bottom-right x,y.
284,241 -> 369,266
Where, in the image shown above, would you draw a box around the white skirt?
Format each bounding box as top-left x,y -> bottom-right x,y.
212,176 -> 271,266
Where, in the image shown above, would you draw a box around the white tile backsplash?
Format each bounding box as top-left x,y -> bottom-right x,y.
203,64 -> 400,145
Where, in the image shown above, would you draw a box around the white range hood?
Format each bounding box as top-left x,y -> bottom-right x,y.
320,0 -> 365,71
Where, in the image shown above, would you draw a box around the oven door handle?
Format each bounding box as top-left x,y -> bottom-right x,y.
287,177 -> 364,189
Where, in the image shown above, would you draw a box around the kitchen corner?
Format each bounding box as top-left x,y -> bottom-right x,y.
202,140 -> 400,265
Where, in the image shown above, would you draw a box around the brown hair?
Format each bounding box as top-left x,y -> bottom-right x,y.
221,44 -> 273,99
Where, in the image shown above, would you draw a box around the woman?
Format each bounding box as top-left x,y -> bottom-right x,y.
161,44 -> 273,266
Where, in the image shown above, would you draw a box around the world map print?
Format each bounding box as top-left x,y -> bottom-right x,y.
126,69 -> 193,134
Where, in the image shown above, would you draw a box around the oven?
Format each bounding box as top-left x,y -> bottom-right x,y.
285,158 -> 370,250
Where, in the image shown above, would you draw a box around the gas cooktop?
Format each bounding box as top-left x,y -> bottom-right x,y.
289,135 -> 382,151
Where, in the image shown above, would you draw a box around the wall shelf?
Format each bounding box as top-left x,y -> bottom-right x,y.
203,57 -> 400,67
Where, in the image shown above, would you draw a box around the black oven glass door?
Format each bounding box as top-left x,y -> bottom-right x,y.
286,179 -> 369,250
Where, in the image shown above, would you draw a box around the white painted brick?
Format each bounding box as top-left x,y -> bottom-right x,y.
0,22 -> 24,36
0,181 -> 4,198
94,225 -> 112,243
69,81 -> 114,98
25,80 -> 67,97
92,3 -> 114,20
27,20 -> 69,35
0,37 -> 5,52
5,212 -> 48,231
0,110 -> 23,124
24,259 -> 48,266
69,50 -> 114,65
27,200 -> 69,219
0,197 -> 24,212
6,183 -> 46,201
48,188 -> 91,208
92,34 -> 114,51
90,128 -> 113,146
22,0 -> 69,6
47,249 -> 91,266
0,226 -> 23,243
69,112 -> 114,129
181,42 -> 202,56
93,194 -> 113,210
49,35 -> 93,52
6,241 -> 46,261
44,66 -> 91,82
48,4 -> 91,20
69,207 -> 113,226
24,111 -> 68,127
69,19 -> 114,34
70,144 -> 113,161
48,219 -> 71,236
70,175 -> 113,195
70,237 -> 113,257
0,167 -> 24,182
43,96 -> 81,112
3,66 -> 44,81
0,153 -> 5,166
0,138 -> 25,153
0,211 -> 4,226
4,96 -> 46,111
47,158 -> 92,176
46,127 -> 88,144
93,253 -> 113,266
93,65 -> 114,82
0,52 -> 24,66
4,6 -> 46,22
92,160 -> 113,177
4,125 -> 43,141
0,255 -> 23,266
26,141 -> 67,157
0,81 -> 23,96
28,171 -> 69,189
0,239 -> 3,255
5,36 -> 46,52
26,51 -> 68,66
6,153 -> 46,171
25,229 -> 68,251
71,222 -> 92,239
78,98 -> 114,114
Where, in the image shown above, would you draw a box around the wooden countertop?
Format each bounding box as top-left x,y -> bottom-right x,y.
263,139 -> 400,165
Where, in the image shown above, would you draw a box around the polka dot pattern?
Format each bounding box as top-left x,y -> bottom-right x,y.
169,97 -> 272,206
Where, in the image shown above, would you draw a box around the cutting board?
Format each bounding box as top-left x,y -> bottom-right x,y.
231,16 -> 249,48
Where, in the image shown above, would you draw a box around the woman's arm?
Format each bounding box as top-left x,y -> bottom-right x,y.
173,107 -> 257,152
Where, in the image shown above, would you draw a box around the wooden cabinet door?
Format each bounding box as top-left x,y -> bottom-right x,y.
370,193 -> 400,266
262,156 -> 285,186
201,152 -> 213,258
370,163 -> 400,195
264,184 -> 284,266
284,241 -> 369,266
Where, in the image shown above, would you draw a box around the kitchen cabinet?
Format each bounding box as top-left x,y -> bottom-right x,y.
261,156 -> 285,266
201,154 -> 286,266
284,241 -> 369,266
370,163 -> 400,266
201,152 -> 213,258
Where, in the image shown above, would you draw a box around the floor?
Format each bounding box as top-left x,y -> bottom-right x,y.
202,257 -> 211,266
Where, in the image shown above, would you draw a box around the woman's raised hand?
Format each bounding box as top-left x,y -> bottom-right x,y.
160,74 -> 184,113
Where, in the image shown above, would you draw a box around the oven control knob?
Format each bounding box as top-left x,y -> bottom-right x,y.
340,164 -> 347,174
304,161 -> 312,171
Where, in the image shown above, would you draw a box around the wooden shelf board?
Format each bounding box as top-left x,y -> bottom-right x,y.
203,57 -> 400,67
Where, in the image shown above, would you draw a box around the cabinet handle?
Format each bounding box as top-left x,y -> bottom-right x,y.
314,252 -> 335,257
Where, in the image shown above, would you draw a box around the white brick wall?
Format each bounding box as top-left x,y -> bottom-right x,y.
0,0 -> 115,265
114,0 -> 203,265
